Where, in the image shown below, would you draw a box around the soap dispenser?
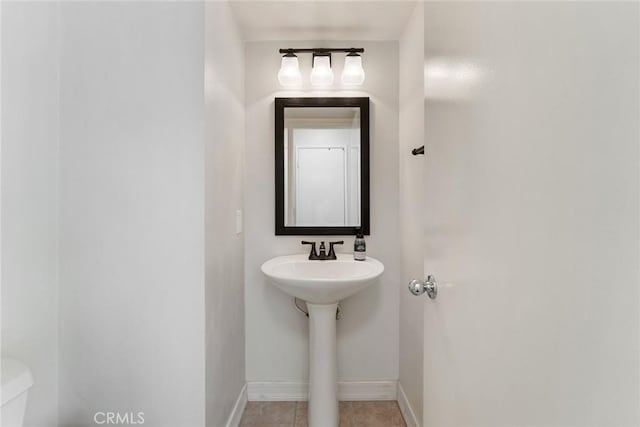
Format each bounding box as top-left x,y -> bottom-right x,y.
354,230 -> 366,261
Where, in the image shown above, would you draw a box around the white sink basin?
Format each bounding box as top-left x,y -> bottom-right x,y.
261,253 -> 384,304
261,252 -> 384,426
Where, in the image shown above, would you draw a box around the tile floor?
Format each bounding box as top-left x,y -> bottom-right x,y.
239,401 -> 406,427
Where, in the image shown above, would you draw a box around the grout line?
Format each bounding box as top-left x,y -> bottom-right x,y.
292,401 -> 298,427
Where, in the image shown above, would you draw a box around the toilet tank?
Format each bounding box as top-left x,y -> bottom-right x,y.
1,358 -> 34,427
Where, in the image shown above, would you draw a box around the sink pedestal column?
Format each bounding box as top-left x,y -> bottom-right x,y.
307,302 -> 339,427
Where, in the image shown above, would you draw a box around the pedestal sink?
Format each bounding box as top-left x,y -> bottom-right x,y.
261,253 -> 384,427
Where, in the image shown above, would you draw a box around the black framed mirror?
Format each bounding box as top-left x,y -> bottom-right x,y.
275,97 -> 370,235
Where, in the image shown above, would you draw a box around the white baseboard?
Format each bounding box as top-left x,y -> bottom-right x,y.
247,382 -> 307,401
225,383 -> 248,427
397,382 -> 420,427
247,380 -> 398,402
339,381 -> 398,401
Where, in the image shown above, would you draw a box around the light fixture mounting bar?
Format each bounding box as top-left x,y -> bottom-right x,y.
279,48 -> 364,55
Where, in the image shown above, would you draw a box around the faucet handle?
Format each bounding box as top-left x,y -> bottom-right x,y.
301,241 -> 319,260
328,241 -> 344,260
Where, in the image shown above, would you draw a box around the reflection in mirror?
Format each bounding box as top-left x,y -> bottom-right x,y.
284,107 -> 361,227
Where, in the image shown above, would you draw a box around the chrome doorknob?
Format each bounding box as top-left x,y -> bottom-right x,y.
408,275 -> 437,299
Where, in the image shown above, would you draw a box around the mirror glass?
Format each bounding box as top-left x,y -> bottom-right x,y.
284,107 -> 361,227
275,97 -> 369,236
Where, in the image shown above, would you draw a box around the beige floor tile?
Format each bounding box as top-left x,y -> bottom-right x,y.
246,400 -> 406,427
293,401 -> 307,427
294,401 -> 353,427
239,401 -> 296,427
345,401 -> 406,427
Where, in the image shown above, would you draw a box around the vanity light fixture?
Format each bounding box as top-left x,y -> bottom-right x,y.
278,48 -> 365,87
278,52 -> 302,87
341,51 -> 365,85
310,53 -> 333,87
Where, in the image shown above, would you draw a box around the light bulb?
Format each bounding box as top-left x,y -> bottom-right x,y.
310,55 -> 334,87
341,53 -> 365,86
278,54 -> 302,87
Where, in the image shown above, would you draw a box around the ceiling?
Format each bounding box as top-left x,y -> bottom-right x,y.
229,1 -> 418,41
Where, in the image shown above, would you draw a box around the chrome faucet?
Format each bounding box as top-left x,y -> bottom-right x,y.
301,240 -> 344,260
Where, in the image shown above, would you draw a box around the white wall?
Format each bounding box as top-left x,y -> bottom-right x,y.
204,2 -> 246,426
1,3 -> 60,425
244,41 -> 400,386
57,3 -> 205,426
397,3 -> 424,425
422,2 -> 639,425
